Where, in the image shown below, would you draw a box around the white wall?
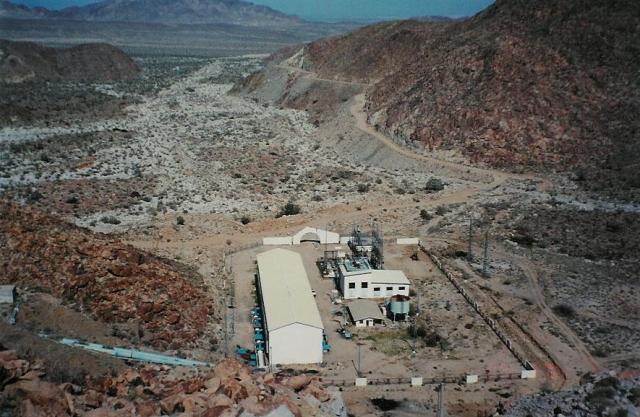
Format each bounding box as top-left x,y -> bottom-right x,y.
396,238 -> 420,245
268,323 -> 323,365
263,237 -> 293,245
292,227 -> 340,245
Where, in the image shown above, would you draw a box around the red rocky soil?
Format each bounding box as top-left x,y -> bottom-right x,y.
0,201 -> 211,350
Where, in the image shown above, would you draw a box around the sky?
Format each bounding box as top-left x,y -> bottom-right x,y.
13,0 -> 495,22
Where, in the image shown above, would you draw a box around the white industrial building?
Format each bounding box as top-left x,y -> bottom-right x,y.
337,257 -> 410,299
256,249 -> 324,366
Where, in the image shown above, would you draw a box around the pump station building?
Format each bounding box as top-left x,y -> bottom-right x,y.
256,249 -> 324,366
336,257 -> 410,300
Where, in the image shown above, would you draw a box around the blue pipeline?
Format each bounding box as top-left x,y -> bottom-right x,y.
59,338 -> 209,367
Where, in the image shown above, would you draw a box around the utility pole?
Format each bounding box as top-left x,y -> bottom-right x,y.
437,384 -> 445,417
467,217 -> 473,262
223,297 -> 228,357
412,317 -> 417,355
229,295 -> 235,337
357,343 -> 362,377
482,229 -> 489,278
412,292 -> 420,354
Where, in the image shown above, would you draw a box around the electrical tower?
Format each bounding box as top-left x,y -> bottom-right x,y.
467,217 -> 473,261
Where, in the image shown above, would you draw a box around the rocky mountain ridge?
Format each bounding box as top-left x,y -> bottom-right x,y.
242,0 -> 640,176
0,0 -> 302,27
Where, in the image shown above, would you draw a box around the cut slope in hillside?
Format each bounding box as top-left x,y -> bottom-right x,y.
0,39 -> 141,83
244,0 -> 640,175
0,201 -> 211,350
0,0 -> 302,26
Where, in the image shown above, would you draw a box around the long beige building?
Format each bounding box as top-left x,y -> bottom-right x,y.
256,248 -> 324,366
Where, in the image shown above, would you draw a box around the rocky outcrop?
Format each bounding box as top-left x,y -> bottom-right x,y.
244,0 -> 640,173
0,201 -> 210,349
0,39 -> 141,83
0,350 -> 344,417
506,372 -> 640,416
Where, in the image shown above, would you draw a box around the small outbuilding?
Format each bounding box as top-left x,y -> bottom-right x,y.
0,285 -> 16,304
346,299 -> 384,327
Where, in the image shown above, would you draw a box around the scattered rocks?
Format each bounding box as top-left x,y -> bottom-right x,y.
0,350 -> 341,417
0,201 -> 211,350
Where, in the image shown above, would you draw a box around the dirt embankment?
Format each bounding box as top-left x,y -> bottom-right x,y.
0,201 -> 211,350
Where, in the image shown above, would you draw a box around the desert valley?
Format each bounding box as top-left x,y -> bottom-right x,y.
0,0 -> 639,416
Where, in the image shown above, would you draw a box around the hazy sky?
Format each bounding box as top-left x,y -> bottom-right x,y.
14,0 -> 495,21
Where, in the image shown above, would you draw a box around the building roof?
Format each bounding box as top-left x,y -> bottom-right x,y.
370,270 -> 410,285
0,285 -> 15,303
338,257 -> 372,276
347,299 -> 384,322
257,249 -> 324,332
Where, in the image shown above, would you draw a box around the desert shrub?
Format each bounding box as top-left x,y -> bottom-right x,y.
425,177 -> 444,192
407,325 -> 427,339
423,331 -> 446,348
277,201 -> 301,218
65,196 -> 79,204
371,398 -> 398,412
587,386 -> 616,413
628,387 -> 640,406
27,191 -> 43,202
435,205 -> 448,216
100,216 -> 121,225
311,194 -> 323,202
240,215 -> 251,225
552,304 -> 576,318
176,216 -> 185,226
420,209 -> 432,222
614,408 -> 628,417
357,183 -> 370,193
595,376 -> 619,389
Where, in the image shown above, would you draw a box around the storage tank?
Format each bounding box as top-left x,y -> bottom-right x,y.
387,295 -> 410,321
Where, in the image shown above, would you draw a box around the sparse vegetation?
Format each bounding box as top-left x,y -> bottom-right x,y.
277,201 -> 301,218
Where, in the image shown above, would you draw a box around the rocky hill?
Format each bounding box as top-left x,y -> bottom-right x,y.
0,0 -> 302,27
0,39 -> 140,83
0,201 -> 211,350
244,0 -> 640,175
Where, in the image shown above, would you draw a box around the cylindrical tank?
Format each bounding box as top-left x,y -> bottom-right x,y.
388,295 -> 410,314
